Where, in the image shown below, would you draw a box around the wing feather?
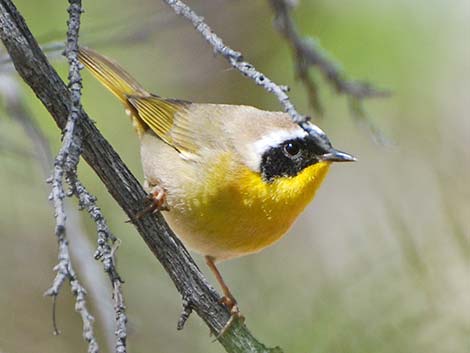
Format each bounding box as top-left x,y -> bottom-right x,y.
79,47 -> 206,155
128,96 -> 199,154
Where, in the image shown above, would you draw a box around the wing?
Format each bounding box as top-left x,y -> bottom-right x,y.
128,95 -> 200,155
79,47 -> 201,155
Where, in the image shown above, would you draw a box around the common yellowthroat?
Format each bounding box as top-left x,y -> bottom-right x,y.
78,47 -> 355,328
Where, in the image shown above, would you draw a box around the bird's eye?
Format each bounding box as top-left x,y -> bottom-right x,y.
283,141 -> 300,157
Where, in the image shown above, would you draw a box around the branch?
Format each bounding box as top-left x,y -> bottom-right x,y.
162,0 -> 306,124
0,73 -> 118,351
73,179 -> 128,353
0,1 -> 281,352
268,0 -> 389,115
4,1 -> 128,351
43,1 -> 101,352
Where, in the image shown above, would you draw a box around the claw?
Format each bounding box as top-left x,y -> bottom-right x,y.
204,255 -> 246,340
212,296 -> 245,340
126,186 -> 168,222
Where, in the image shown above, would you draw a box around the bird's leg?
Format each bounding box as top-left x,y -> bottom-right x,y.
205,256 -> 245,338
205,256 -> 238,309
131,185 -> 169,221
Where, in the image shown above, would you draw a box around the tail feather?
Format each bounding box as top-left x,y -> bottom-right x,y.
78,47 -> 190,146
78,47 -> 147,103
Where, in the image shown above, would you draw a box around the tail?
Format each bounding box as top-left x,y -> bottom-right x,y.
78,47 -> 188,144
78,47 -> 148,104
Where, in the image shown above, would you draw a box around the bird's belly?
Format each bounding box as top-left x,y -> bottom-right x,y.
163,162 -> 330,261
163,203 -> 296,261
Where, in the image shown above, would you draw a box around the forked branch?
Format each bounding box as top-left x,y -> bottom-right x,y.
268,0 -> 389,115
44,1 -> 99,352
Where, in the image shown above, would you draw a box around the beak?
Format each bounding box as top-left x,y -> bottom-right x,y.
320,149 -> 357,162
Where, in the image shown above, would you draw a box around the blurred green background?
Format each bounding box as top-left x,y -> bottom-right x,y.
1,0 -> 469,352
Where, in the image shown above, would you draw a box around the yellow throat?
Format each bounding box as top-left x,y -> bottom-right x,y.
164,154 -> 331,261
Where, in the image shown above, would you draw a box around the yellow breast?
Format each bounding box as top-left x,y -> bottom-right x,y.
163,153 -> 331,261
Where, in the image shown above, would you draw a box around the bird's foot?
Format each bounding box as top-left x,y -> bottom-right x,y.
213,296 -> 245,340
126,186 -> 169,222
139,186 -> 170,215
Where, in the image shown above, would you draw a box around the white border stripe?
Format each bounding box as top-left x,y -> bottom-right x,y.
253,128 -> 307,156
244,128 -> 307,171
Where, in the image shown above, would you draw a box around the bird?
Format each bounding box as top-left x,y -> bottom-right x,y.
78,47 -> 355,333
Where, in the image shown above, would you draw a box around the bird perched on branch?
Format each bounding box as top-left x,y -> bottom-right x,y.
78,47 -> 355,335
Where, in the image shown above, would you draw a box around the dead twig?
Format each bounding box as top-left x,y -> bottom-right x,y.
44,1 -> 100,352
268,0 -> 389,115
162,0 -> 306,124
73,179 -> 128,353
0,71 -> 121,352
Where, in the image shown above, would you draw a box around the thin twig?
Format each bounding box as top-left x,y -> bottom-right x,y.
66,204 -> 118,352
0,72 -> 117,351
44,1 -> 100,352
268,0 -> 389,115
1,4 -> 127,350
73,179 -> 128,353
348,96 -> 393,145
44,0 -> 83,304
113,279 -> 127,353
162,0 -> 305,124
